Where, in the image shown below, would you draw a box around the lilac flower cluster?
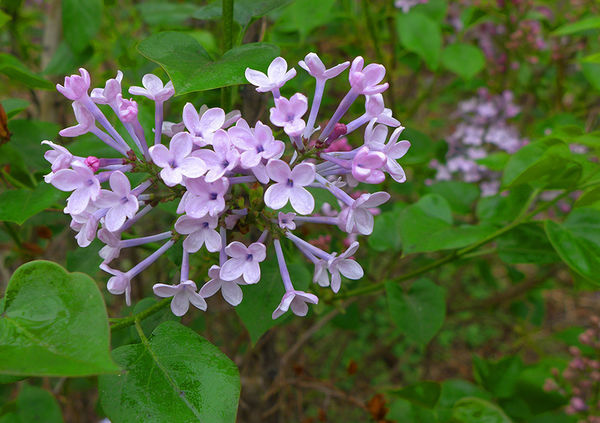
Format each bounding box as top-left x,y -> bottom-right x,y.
430,88 -> 526,196
545,316 -> 600,422
43,53 -> 410,319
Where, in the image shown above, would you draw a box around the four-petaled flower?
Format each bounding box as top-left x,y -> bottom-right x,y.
50,161 -> 101,215
199,265 -> 247,306
183,177 -> 229,218
298,53 -> 349,80
96,171 -> 139,232
129,73 -> 175,102
175,214 -> 221,253
272,290 -> 319,319
91,70 -> 123,106
269,93 -> 308,137
351,146 -> 387,184
56,68 -> 90,100
264,160 -> 316,215
149,132 -> 206,186
327,241 -> 364,293
245,57 -> 296,94
153,280 -> 207,316
193,129 -> 240,182
349,56 -> 388,95
182,103 -> 225,146
220,241 -> 267,284
340,191 -> 390,235
59,102 -> 95,137
278,212 -> 297,230
366,124 -> 411,183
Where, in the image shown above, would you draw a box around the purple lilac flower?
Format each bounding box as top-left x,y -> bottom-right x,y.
43,53 -> 411,318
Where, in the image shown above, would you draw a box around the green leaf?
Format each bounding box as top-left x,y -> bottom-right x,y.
0,183 -> 64,225
0,261 -> 119,376
452,397 -> 513,423
399,194 -> 495,254
575,186 -> 600,208
581,62 -> 600,91
43,41 -> 94,76
476,186 -> 532,224
392,381 -> 441,409
475,152 -> 510,171
425,181 -> 480,214
272,0 -> 336,41
194,0 -> 294,27
473,355 -> 523,399
582,52 -> 600,63
0,98 -> 29,118
66,239 -> 103,276
8,119 -> 60,172
441,43 -> 485,79
545,207 -> 600,283
386,278 -> 446,345
501,138 -> 582,189
401,127 -> 435,165
235,252 -> 311,344
368,210 -> 403,252
411,0 -> 447,23
137,32 -> 280,95
62,0 -> 103,52
0,9 -> 11,29
98,321 -> 240,423
137,2 -> 201,26
0,385 -> 64,423
0,53 -> 53,89
437,379 -> 492,422
397,12 -> 442,70
552,16 -> 600,36
496,223 -> 560,264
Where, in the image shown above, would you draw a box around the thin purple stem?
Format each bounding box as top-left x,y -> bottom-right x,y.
154,101 -> 164,145
126,239 -> 175,279
219,227 -> 227,267
303,78 -> 325,139
120,231 -> 173,249
319,88 -> 359,141
285,232 -> 330,260
273,238 -> 294,292
314,173 -> 354,206
180,249 -> 189,282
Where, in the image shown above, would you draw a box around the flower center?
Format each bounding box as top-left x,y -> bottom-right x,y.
202,222 -> 209,229
246,254 -> 253,261
256,145 -> 264,153
286,178 -> 294,187
209,192 -> 218,201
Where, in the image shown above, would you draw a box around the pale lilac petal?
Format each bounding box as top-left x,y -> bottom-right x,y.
65,188 -> 91,214
182,103 -> 200,133
142,73 -> 164,93
153,283 -> 180,297
178,157 -> 206,178
109,171 -> 131,196
149,144 -> 172,167
50,169 -> 81,191
171,292 -> 190,316
290,163 -> 315,186
244,69 -> 270,87
170,132 -> 193,161
221,283 -> 243,306
290,187 -> 314,215
105,207 -> 127,232
199,278 -> 222,298
362,192 -> 391,208
338,260 -> 363,279
264,184 -> 290,210
188,291 -> 207,311
266,159 -> 290,183
290,298 -> 309,316
220,258 -> 245,281
267,57 -> 288,81
183,231 -> 206,253
224,241 -> 248,258
204,230 -> 221,253
248,242 -> 266,261
200,108 -> 226,133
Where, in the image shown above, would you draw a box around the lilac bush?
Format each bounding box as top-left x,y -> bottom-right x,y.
42,54 -> 410,319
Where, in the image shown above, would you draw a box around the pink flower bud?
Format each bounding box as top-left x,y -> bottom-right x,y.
85,156 -> 100,172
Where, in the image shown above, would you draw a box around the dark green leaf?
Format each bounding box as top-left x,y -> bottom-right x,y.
0,385 -> 64,423
425,181 -> 480,214
62,0 -> 103,52
476,186 -> 532,224
0,183 -> 64,225
66,239 -> 103,276
8,119 -> 60,172
98,321 -> 240,423
1,98 -> 29,118
545,207 -> 600,283
368,210 -> 403,252
441,43 -> 485,79
137,2 -> 201,26
43,42 -> 94,76
194,0 -> 294,27
502,139 -> 581,189
0,53 -> 53,89
396,12 -> 442,70
496,223 -> 560,264
0,261 -> 119,376
475,152 -> 510,171
392,381 -> 441,409
0,9 -> 11,29
235,252 -> 311,344
552,16 -> 600,36
452,397 -> 513,423
437,379 -> 492,423
137,32 -> 280,95
581,62 -> 600,91
401,128 -> 435,165
272,0 -> 336,40
473,355 -> 523,398
386,278 -> 446,345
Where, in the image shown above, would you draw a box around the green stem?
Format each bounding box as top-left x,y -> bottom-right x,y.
221,0 -> 234,111
337,188 -> 571,300
109,297 -> 172,332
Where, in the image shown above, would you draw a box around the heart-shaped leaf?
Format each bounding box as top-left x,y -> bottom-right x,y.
0,260 -> 119,376
0,183 -> 64,225
137,31 -> 280,95
98,321 -> 240,423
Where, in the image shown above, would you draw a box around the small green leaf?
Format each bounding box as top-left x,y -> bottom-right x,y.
496,223 -> 560,264
473,355 -> 523,399
386,278 -> 446,345
391,381 -> 441,409
369,210 -> 403,252
0,261 -> 119,376
397,12 -> 442,70
0,53 -> 53,89
0,98 -> 29,118
98,321 -> 240,423
0,183 -> 64,225
425,181 -> 480,214
545,207 -> 600,283
0,385 -> 64,423
552,16 -> 600,36
62,0 -> 103,52
194,0 -> 294,27
137,32 -> 280,95
502,138 -> 582,189
452,397 -> 513,423
0,9 -> 11,29
441,43 -> 485,79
